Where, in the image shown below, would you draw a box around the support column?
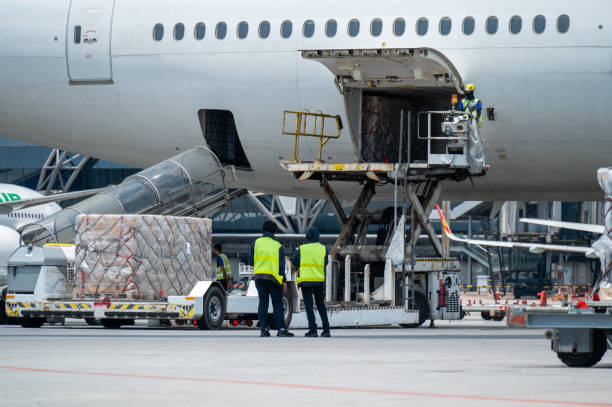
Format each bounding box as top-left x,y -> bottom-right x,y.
344,255 -> 351,302
383,258 -> 395,303
363,264 -> 370,305
468,215 -> 473,290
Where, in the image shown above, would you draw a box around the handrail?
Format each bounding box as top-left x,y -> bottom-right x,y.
282,110 -> 342,162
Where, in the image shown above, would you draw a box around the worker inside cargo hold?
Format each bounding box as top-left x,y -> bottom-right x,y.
213,243 -> 232,291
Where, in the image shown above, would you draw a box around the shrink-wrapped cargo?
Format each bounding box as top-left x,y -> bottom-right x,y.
74,214 -> 213,300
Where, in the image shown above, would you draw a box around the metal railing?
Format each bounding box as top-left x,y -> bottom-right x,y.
282,110 -> 342,162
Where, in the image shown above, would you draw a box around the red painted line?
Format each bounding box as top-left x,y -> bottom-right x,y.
1,365 -> 611,407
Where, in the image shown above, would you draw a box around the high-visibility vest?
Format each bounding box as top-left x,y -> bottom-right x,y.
297,242 -> 326,284
216,253 -> 232,280
254,236 -> 283,284
461,97 -> 482,125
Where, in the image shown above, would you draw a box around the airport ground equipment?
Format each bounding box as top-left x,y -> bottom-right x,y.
4,244 -> 297,329
280,90 -> 487,326
507,167 -> 612,367
20,147 -> 246,246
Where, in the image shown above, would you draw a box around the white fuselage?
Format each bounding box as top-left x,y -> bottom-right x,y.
0,184 -> 61,230
0,0 -> 611,200
0,184 -> 61,280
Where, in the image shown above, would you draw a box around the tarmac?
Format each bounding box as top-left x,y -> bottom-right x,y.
0,315 -> 610,407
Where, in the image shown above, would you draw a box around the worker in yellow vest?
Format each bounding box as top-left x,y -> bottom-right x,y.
250,221 -> 294,337
458,83 -> 483,128
213,243 -> 232,290
292,226 -> 330,337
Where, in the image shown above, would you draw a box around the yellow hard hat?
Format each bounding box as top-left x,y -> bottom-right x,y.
464,83 -> 475,91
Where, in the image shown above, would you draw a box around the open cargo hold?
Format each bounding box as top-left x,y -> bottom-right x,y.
74,214 -> 213,300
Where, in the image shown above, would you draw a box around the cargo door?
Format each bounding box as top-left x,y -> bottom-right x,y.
66,0 -> 116,82
302,48 -> 464,162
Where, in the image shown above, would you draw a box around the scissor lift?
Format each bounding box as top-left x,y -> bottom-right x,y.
280,108 -> 488,326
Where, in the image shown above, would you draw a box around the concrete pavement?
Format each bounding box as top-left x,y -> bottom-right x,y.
0,316 -> 610,407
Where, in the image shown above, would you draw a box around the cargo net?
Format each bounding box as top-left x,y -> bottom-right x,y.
593,168 -> 612,301
74,214 -> 213,300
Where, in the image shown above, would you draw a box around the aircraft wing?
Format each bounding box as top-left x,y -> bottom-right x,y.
435,205 -> 598,259
0,187 -> 110,214
519,218 -> 604,234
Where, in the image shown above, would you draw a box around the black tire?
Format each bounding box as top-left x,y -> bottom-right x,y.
84,318 -> 101,326
0,299 -> 7,325
557,329 -> 608,368
401,291 -> 430,328
481,311 -> 492,321
459,308 -> 467,320
197,286 -> 226,330
101,319 -> 124,329
20,318 -> 45,328
492,313 -> 505,321
0,286 -> 7,324
268,292 -> 293,330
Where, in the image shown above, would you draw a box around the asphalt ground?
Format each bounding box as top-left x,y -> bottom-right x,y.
0,315 -> 610,407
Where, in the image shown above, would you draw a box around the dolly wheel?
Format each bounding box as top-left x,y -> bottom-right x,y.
557,330 -> 607,368
197,286 -> 226,330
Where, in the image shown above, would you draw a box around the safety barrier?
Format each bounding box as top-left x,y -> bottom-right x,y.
282,110 -> 342,162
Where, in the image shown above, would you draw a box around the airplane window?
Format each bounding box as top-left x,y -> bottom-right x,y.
259,21 -> 271,38
533,15 -> 546,34
153,23 -> 164,41
370,18 -> 383,37
348,19 -> 360,37
281,20 -> 293,38
237,21 -> 248,39
486,16 -> 498,34
416,18 -> 428,36
303,20 -> 315,38
174,23 -> 185,40
216,22 -> 227,39
557,15 -> 570,33
393,18 -> 405,36
325,19 -> 337,37
510,15 -> 522,34
439,17 -> 451,35
462,17 -> 475,35
194,22 -> 206,40
74,26 -> 82,44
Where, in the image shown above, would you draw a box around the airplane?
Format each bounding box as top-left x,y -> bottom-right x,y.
435,204 -> 599,258
0,184 -> 105,282
0,0 -> 610,204
519,218 -> 605,235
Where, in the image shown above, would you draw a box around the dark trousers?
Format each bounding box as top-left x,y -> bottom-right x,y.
301,285 -> 330,331
255,279 -> 285,331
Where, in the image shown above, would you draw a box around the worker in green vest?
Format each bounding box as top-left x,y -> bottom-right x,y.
213,243 -> 232,290
458,83 -> 483,128
250,221 -> 294,337
292,226 -> 330,337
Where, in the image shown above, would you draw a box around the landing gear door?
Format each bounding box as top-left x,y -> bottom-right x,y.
66,0 -> 116,82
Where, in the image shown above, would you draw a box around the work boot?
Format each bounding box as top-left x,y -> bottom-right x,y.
260,329 -> 271,337
305,330 -> 318,337
320,330 -> 331,337
277,329 -> 294,337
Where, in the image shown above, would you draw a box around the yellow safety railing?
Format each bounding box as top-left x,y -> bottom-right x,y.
282,110 -> 342,162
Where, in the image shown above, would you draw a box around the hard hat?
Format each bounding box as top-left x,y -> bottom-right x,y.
464,83 -> 475,91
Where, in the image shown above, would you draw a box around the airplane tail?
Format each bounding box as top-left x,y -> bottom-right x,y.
435,204 -> 452,236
